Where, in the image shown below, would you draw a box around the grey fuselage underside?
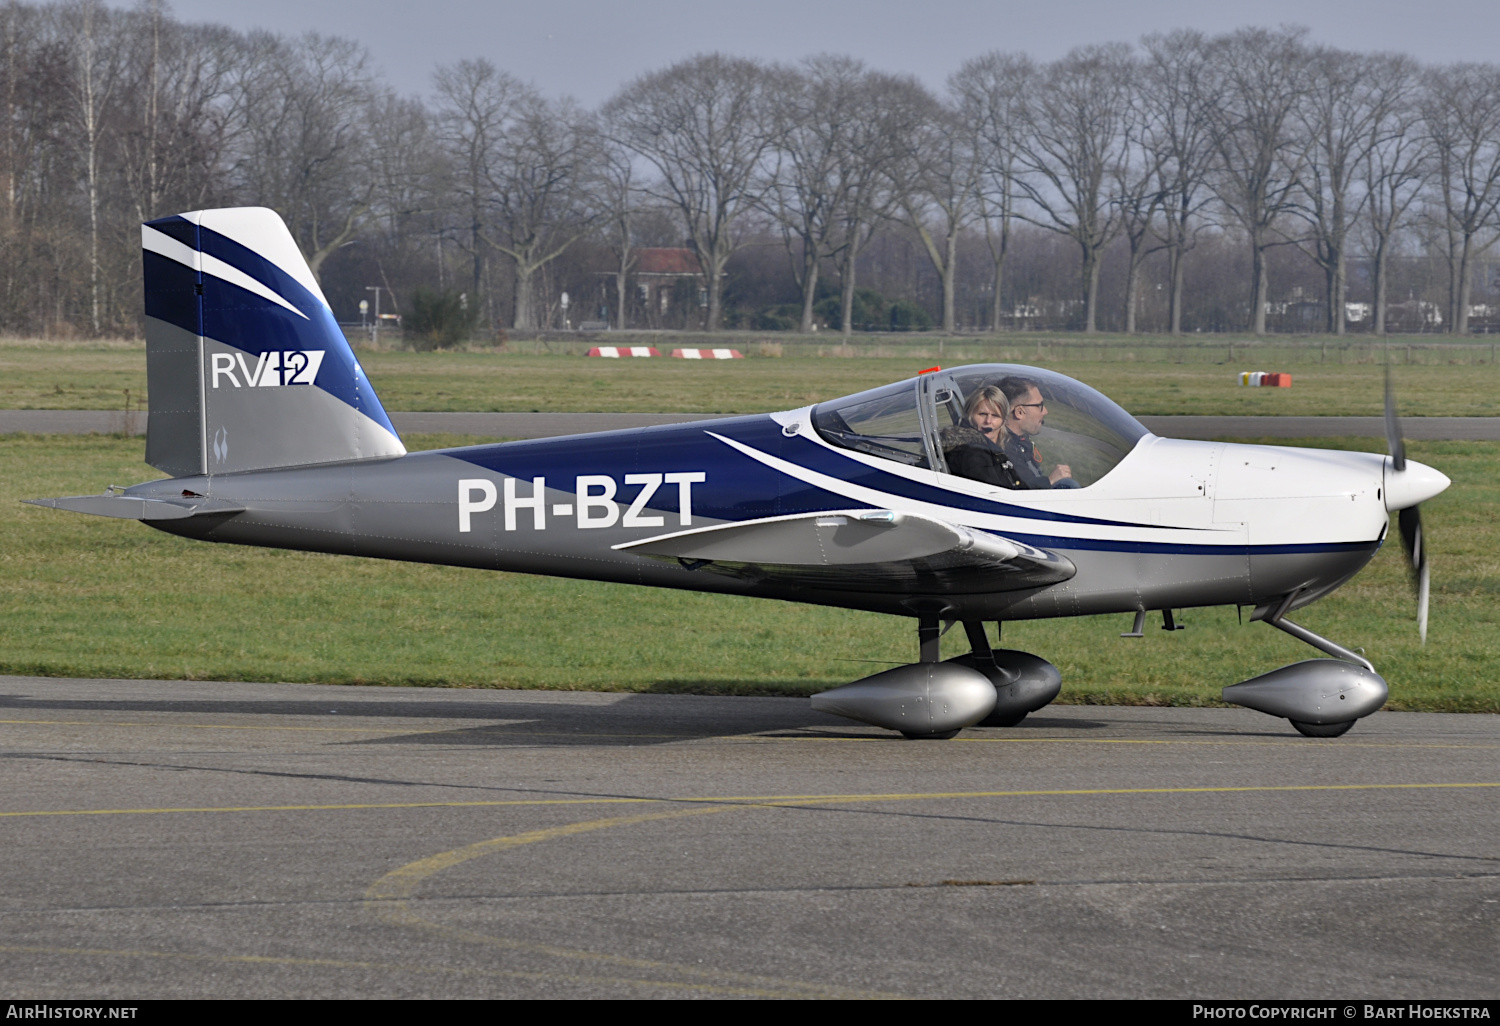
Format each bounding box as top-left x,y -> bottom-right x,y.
128,436 -> 1380,622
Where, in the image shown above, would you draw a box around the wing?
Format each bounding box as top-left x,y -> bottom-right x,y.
612,508 -> 1075,594
25,494 -> 245,521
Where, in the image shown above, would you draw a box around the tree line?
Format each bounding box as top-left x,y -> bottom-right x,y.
5,3 -> 1500,340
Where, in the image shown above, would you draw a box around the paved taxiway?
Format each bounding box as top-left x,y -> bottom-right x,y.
0,675 -> 1495,999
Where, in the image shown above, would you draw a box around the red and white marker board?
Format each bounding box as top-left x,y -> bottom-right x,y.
587,346 -> 660,358
670,348 -> 744,359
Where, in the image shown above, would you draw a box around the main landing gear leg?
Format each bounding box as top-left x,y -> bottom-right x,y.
962,620 -> 996,670
918,616 -> 942,664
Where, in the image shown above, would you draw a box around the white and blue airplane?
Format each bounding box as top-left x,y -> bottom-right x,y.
29,208 -> 1451,739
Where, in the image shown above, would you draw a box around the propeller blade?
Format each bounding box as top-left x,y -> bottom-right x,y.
1388,370 -> 1429,641
1417,555 -> 1430,645
1398,506 -> 1422,569
1384,364 -> 1406,472
1398,505 -> 1428,644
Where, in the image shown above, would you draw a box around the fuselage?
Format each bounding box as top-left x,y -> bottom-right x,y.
129,407 -> 1393,622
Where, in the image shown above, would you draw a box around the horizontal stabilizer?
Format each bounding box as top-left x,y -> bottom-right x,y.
26,494 -> 245,521
613,509 -> 1075,593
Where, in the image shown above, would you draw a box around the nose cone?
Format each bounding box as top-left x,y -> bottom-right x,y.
1384,458 -> 1450,511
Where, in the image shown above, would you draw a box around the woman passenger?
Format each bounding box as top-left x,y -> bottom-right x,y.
940,385 -> 1025,489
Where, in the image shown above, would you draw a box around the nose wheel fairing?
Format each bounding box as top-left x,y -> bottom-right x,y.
1224,599 -> 1389,736
1222,659 -> 1388,725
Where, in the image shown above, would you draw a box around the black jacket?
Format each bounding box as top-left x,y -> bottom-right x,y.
940,426 -> 1025,489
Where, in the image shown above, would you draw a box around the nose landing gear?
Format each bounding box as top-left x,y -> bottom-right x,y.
1222,594 -> 1388,737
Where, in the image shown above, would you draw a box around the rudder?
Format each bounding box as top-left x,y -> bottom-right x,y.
142,207 -> 405,477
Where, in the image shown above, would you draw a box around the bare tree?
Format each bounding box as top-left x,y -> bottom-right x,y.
605,53 -> 774,331
827,71 -> 920,337
763,55 -> 863,333
118,11 -> 242,223
484,90 -> 598,330
952,52 -> 1034,332
0,2 -> 72,330
231,32 -> 377,281
761,57 -> 917,336
594,137 -> 638,329
359,87 -> 446,310
1290,47 -> 1398,334
1140,30 -> 1219,335
885,83 -> 980,334
365,90 -> 441,231
1012,44 -> 1135,333
1206,27 -> 1310,335
1115,85 -> 1169,334
1358,54 -> 1427,335
57,0 -> 124,333
432,58 -> 520,322
1421,62 -> 1500,335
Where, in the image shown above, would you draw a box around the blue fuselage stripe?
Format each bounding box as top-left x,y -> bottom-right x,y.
445,416 -> 1376,558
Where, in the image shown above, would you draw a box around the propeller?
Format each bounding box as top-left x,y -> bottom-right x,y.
1384,366 -> 1405,473
1385,365 -> 1430,643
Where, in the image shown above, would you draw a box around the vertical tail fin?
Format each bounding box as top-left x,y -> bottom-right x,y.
142,207 -> 405,477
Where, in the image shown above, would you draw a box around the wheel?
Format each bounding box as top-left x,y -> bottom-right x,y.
980,710 -> 1028,728
901,729 -> 960,740
1290,719 -> 1355,738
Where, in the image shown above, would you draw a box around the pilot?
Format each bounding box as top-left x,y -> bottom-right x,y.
940,386 -> 1025,489
997,376 -> 1078,489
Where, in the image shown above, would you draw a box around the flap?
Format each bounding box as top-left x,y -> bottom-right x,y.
613,509 -> 1075,594
25,494 -> 245,521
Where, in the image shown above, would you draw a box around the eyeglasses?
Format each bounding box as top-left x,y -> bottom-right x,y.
1011,401 -> 1046,412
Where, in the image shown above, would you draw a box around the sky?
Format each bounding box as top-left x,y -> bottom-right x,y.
165,0 -> 1500,104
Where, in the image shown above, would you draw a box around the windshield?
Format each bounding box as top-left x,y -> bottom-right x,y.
812,364 -> 1147,488
810,379 -> 930,467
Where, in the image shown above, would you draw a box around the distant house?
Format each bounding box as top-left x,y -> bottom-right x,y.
628,248 -> 701,317
598,247 -> 718,328
634,247 -> 702,277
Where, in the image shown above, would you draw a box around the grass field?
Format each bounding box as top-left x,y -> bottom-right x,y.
4,341 -> 1500,417
3,432 -> 1495,712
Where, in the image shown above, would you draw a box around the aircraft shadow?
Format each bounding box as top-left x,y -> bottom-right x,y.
0,690 -> 851,748
0,691 -> 1166,748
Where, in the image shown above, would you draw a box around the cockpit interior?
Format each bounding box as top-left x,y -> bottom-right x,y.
811,364 -> 1149,490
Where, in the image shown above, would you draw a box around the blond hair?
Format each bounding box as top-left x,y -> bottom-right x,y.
963,385 -> 1009,424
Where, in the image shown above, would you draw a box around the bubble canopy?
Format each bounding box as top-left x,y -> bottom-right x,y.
810,364 -> 1150,488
